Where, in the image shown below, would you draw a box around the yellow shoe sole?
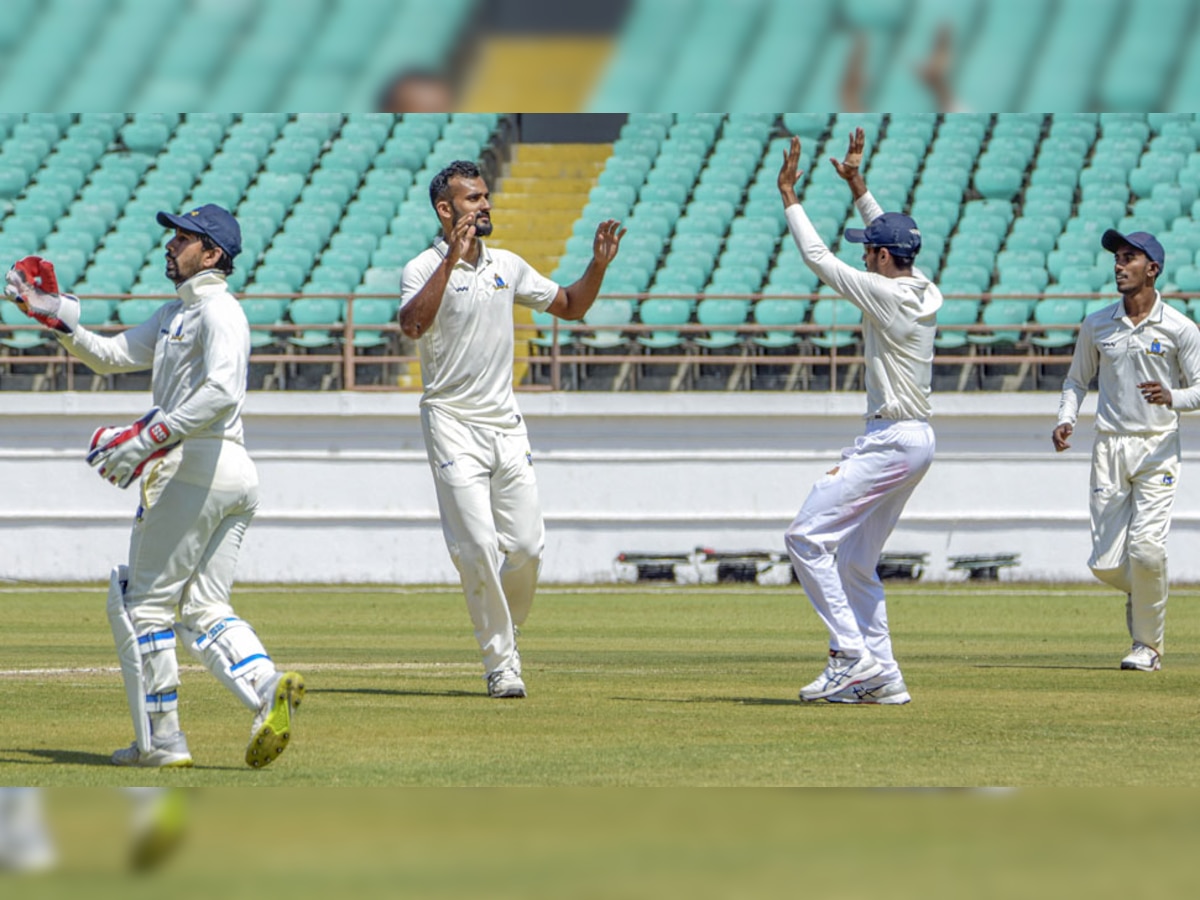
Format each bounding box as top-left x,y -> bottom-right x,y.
245,672 -> 305,769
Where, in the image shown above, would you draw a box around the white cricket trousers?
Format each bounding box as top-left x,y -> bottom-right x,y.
1087,430 -> 1179,655
421,406 -> 544,674
785,419 -> 935,681
122,439 -> 266,718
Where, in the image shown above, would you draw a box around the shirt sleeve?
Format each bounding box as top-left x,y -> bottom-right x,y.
1058,316 -> 1095,425
400,253 -> 437,309
1169,317 -> 1200,412
855,191 -> 885,226
510,256 -> 559,312
784,202 -> 896,327
159,303 -> 247,438
55,312 -> 163,374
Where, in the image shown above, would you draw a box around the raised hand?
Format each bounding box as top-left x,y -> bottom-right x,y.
830,127 -> 865,182
592,219 -> 626,265
777,136 -> 804,205
445,213 -> 477,266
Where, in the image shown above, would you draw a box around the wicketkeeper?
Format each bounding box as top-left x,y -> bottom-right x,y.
5,204 -> 304,768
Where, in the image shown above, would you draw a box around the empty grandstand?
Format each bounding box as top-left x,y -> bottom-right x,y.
1,112 -> 1199,393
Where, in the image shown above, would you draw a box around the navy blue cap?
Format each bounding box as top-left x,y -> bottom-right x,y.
156,204 -> 242,259
843,212 -> 922,256
1101,229 -> 1164,270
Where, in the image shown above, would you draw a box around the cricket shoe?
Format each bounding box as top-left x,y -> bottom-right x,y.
799,650 -> 884,702
825,676 -> 911,705
487,668 -> 526,699
129,788 -> 188,871
246,671 -> 305,768
1120,643 -> 1161,672
111,732 -> 194,768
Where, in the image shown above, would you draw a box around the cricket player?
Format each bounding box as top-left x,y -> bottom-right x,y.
1052,230 -> 1200,671
5,205 -> 304,767
400,160 -> 624,698
778,130 -> 941,705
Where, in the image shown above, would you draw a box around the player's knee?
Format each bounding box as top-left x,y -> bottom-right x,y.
1128,537 -> 1166,571
1089,564 -> 1129,591
505,532 -> 544,570
448,539 -> 495,580
126,602 -> 174,634
784,527 -> 826,567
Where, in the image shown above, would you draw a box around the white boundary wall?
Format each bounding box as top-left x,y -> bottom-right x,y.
4,391 -> 1200,583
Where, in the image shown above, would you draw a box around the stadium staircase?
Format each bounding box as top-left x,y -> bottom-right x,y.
491,143 -> 609,386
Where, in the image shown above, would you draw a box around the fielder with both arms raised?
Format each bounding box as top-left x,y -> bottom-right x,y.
5,204 -> 304,768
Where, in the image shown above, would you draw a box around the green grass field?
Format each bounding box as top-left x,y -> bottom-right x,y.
2,581 -> 1199,787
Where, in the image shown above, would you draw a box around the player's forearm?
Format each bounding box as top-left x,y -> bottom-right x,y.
57,326 -> 151,374
558,260 -> 609,320
399,262 -> 452,339
845,171 -> 868,201
1056,380 -> 1086,426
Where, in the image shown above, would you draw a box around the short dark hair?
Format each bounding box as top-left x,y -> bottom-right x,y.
890,253 -> 915,269
199,234 -> 234,275
429,160 -> 483,211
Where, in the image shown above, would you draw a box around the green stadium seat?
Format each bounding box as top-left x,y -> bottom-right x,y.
974,166 -> 1024,201
1029,298 -> 1086,348
967,300 -> 1029,347
346,297 -> 398,349
287,297 -> 343,349
580,299 -> 635,350
634,298 -> 691,350
809,298 -> 862,350
750,298 -> 809,350
933,299 -> 981,350
117,298 -> 170,325
693,298 -> 750,350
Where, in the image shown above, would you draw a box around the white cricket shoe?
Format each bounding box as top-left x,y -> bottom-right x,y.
825,676 -> 912,705
247,671 -> 305,769
487,668 -> 526,699
1120,643 -> 1161,672
111,732 -> 194,768
799,650 -> 884,702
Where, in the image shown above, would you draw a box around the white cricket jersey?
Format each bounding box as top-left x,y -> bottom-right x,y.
401,237 -> 560,431
59,270 -> 249,444
1057,295 -> 1200,434
785,192 -> 943,421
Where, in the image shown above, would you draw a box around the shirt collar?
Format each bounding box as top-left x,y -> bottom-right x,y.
1113,291 -> 1164,323
176,269 -> 228,307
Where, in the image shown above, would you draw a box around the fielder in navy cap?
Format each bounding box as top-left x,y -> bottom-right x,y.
1100,229 -> 1164,274
843,212 -> 922,259
157,204 -> 242,266
776,127 -> 943,708
1053,216 -> 1200,677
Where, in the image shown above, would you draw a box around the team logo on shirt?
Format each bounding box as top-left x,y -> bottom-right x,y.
494,274 -> 507,289
1145,340 -> 1166,356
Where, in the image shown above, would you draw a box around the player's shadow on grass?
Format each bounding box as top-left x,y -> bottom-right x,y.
973,663 -> 1115,670
0,748 -> 243,770
613,696 -> 801,706
315,687 -> 483,699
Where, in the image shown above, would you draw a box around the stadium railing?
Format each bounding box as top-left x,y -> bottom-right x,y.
0,289 -> 1191,393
